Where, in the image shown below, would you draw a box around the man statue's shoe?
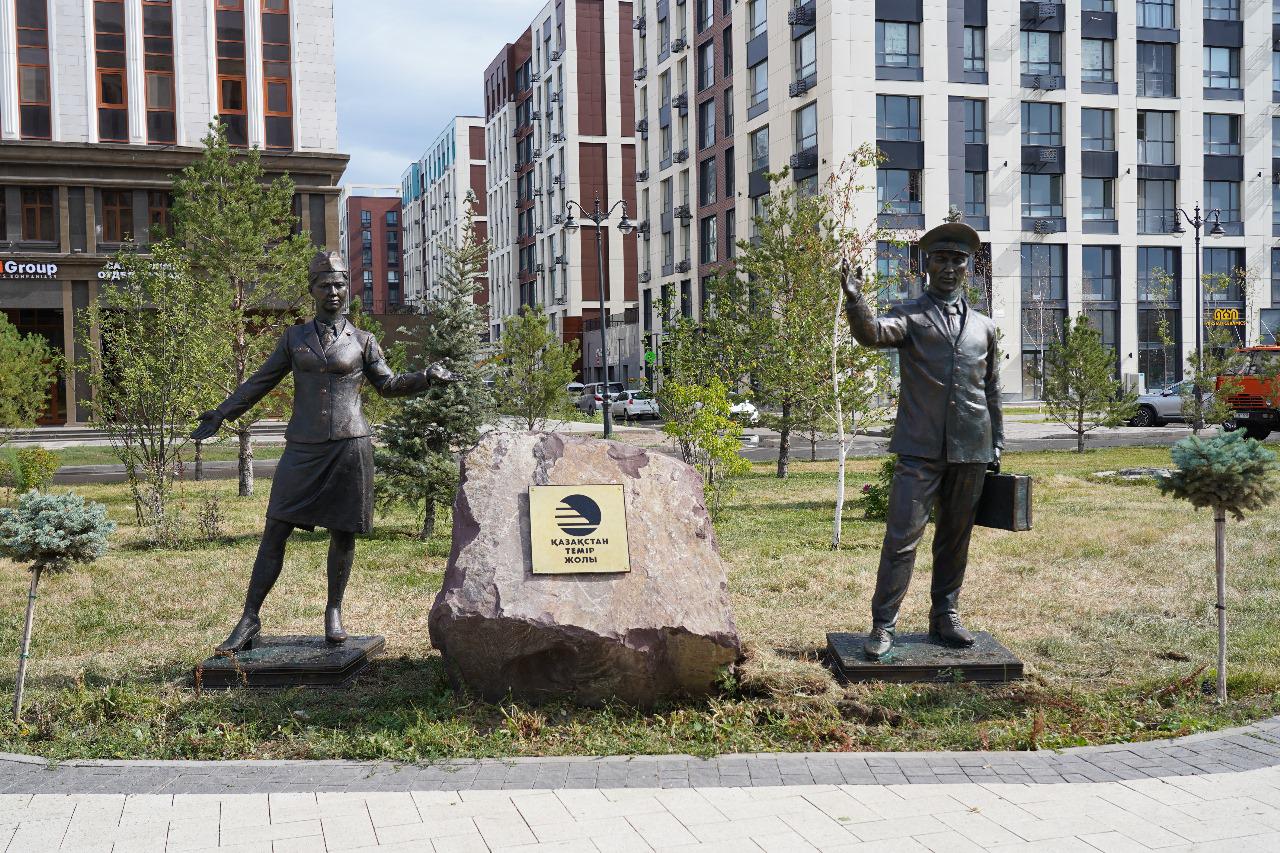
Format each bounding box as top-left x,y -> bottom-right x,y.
930,613 -> 976,648
325,607 -> 348,644
863,627 -> 894,660
216,613 -> 261,654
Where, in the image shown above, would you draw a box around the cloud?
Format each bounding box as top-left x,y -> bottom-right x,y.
335,0 -> 545,185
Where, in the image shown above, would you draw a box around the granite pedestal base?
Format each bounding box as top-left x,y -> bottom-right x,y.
827,631 -> 1023,683
194,635 -> 384,689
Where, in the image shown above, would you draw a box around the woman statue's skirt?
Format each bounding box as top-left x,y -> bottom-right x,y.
265,436 -> 374,534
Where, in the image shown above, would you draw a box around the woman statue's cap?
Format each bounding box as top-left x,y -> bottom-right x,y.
309,251 -> 348,277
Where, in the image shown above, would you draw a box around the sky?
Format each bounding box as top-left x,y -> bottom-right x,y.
335,0 -> 545,187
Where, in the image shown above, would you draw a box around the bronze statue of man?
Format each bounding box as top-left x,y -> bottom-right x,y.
842,222 -> 1003,660
192,251 -> 456,653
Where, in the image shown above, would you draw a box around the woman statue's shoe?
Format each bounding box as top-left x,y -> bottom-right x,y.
216,613 -> 261,654
325,607 -> 348,644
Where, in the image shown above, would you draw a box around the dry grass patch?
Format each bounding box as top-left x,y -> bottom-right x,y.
0,445 -> 1277,760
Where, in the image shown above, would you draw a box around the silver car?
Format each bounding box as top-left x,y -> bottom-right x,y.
609,390 -> 660,421
1130,381 -> 1212,427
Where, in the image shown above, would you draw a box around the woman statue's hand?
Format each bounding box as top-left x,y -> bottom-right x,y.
191,411 -> 224,441
425,362 -> 461,383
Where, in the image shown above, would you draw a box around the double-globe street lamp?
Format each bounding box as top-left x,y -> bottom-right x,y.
1170,204 -> 1226,431
564,194 -> 634,439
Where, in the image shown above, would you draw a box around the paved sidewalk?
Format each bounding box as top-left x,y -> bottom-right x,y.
3,767 -> 1280,851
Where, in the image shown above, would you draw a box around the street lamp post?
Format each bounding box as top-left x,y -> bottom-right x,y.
564,193 -> 634,439
1171,204 -> 1226,431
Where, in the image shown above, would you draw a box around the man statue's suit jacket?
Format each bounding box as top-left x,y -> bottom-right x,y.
216,319 -> 431,444
846,293 -> 1003,464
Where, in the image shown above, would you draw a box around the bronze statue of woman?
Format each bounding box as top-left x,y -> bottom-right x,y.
192,251 -> 457,653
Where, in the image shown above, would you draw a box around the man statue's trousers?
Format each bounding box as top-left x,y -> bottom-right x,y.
870,455 -> 988,631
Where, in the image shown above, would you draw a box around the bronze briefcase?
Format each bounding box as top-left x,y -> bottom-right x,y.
975,472 -> 1032,531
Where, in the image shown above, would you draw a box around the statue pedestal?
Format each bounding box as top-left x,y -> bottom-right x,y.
826,631 -> 1023,684
194,635 -> 384,689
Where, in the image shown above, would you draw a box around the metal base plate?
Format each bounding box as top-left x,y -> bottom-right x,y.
826,631 -> 1024,684
194,635 -> 384,689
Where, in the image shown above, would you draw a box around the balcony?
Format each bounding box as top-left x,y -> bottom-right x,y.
789,78 -> 813,98
639,270 -> 652,283
637,118 -> 649,134
787,3 -> 816,26
674,204 -> 692,220
636,168 -> 650,182
550,132 -> 565,144
675,259 -> 692,273
673,148 -> 690,163
555,255 -> 568,266
790,150 -> 818,170
634,67 -> 648,81
531,110 -> 541,121
672,37 -> 688,53
672,92 -> 689,111
552,174 -> 565,186
549,91 -> 560,103
530,70 -> 541,82
549,50 -> 562,62
633,15 -> 645,30
638,219 -> 651,237
532,148 -> 542,158
553,214 -> 565,224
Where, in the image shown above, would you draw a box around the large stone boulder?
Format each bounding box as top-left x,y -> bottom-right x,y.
428,431 -> 741,708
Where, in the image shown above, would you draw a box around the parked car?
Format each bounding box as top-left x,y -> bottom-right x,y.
729,399 -> 760,425
1129,381 -> 1212,427
565,382 -> 585,401
575,382 -> 626,414
610,390 -> 660,421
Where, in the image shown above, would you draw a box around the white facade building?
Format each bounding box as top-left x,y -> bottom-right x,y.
637,0 -> 1280,399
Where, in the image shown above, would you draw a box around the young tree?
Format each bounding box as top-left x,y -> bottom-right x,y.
494,306 -> 579,430
660,378 -> 750,520
1037,314 -> 1138,453
0,315 -> 58,445
80,244 -> 220,520
172,122 -> 314,496
734,170 -> 839,479
375,206 -> 493,539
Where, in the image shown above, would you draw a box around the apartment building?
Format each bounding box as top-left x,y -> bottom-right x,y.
637,0 -> 1280,400
0,0 -> 347,424
338,185 -> 400,314
484,0 -> 643,385
400,117 -> 488,309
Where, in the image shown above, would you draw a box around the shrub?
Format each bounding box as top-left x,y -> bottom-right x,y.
14,447 -> 61,493
858,455 -> 897,521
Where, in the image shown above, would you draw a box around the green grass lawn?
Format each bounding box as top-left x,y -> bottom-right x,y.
1,444 -> 1277,761
8,443 -> 288,469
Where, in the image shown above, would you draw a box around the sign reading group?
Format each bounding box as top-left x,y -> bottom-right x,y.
529,484 -> 631,574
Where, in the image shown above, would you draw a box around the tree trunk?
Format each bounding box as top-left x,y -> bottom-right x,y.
237,426 -> 254,497
776,403 -> 791,479
194,439 -> 204,482
419,502 -> 436,541
13,566 -> 41,722
1215,507 -> 1228,704
809,428 -> 818,462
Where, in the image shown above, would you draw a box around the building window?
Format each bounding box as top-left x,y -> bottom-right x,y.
964,172 -> 987,219
1204,114 -> 1240,156
1203,46 -> 1240,91
698,99 -> 716,149
795,102 -> 817,152
1274,50 -> 1280,95
699,157 -> 717,205
1083,0 -> 1115,9
386,209 -> 399,226
698,42 -> 715,91
1081,39 -> 1114,83
876,21 -> 920,69
363,248 -> 373,266
1138,179 -> 1178,234
1081,108 -> 1115,151
1021,243 -> 1067,398
21,188 -> 55,242
1273,184 -> 1280,230
1139,309 -> 1179,388
261,0 -> 293,149
16,0 -> 52,139
724,146 -> 735,195
794,30 -> 816,81
878,169 -> 922,215
1082,178 -> 1115,222
723,87 -> 734,135
723,26 -> 733,77
963,26 -> 986,72
696,0 -> 714,33
1204,180 -> 1241,226
724,213 -> 736,258
1082,246 -> 1119,301
1203,248 -> 1245,303
361,229 -> 372,247
100,190 -> 132,243
749,61 -> 768,109
216,0 -> 249,146
1272,248 -> 1280,303
1137,111 -> 1176,165
1137,42 -> 1177,97
699,216 -> 718,264
1273,116 -> 1280,157
748,0 -> 766,39
1139,247 -> 1180,302
876,95 -> 921,141
1261,309 -> 1280,345
963,99 -> 986,144
1021,102 -> 1062,147
1022,174 -> 1063,218
143,0 -> 177,144
361,209 -> 372,228
1137,0 -> 1175,28
1020,31 -> 1061,78
876,241 -> 922,302
750,126 -> 769,171
1204,0 -> 1240,21
95,1 -> 129,142
147,191 -> 172,240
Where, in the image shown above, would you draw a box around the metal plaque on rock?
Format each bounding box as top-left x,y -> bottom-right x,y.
529,484 -> 631,574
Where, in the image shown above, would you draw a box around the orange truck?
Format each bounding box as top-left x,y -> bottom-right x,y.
1216,346 -> 1280,441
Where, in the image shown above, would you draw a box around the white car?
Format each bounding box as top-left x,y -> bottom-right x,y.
730,400 -> 760,425
610,390 -> 660,421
